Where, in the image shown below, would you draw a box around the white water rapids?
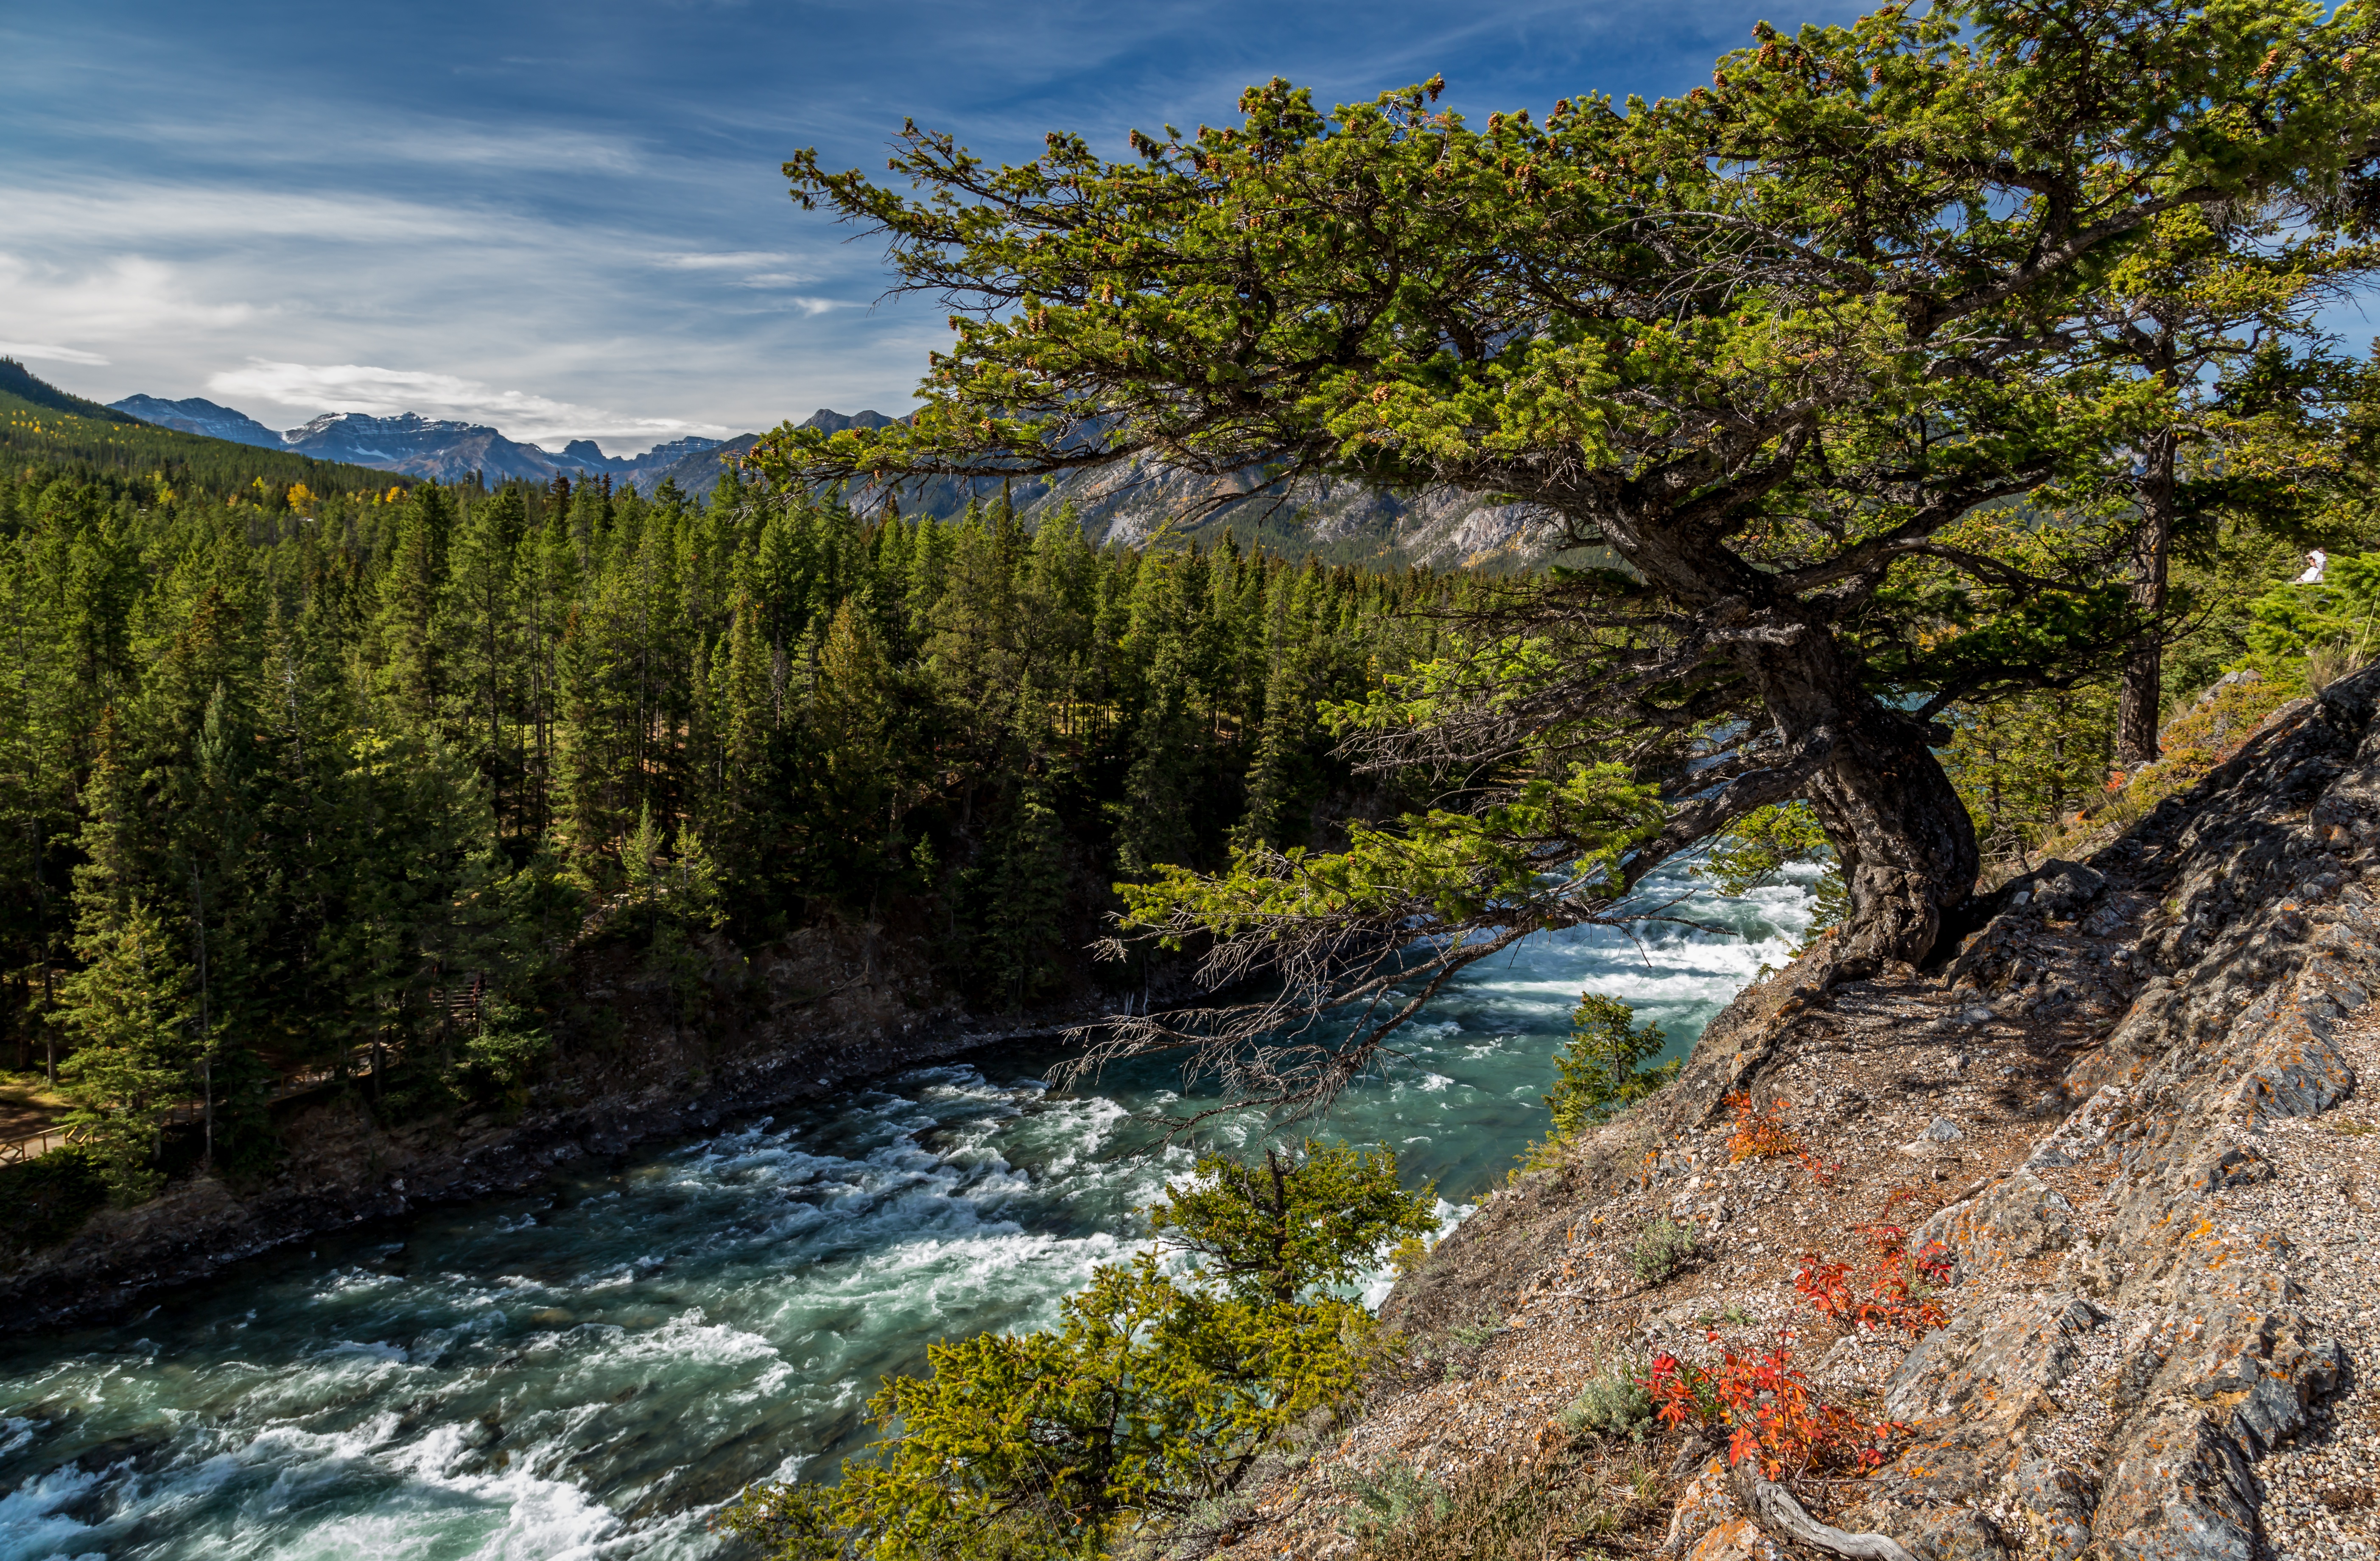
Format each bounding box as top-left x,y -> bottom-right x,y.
0,869 -> 1816,1560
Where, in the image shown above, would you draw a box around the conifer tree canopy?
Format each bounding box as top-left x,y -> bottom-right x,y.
756,0 -> 2380,1107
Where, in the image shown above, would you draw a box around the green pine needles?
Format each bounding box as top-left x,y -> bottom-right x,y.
1543,996 -> 1675,1141
1149,1140 -> 1441,1305
1514,994 -> 1677,1176
1693,803 -> 1848,944
719,1141 -> 1436,1561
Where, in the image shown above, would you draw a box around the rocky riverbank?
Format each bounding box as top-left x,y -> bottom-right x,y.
0,920 -> 1134,1334
1221,668 -> 2380,1560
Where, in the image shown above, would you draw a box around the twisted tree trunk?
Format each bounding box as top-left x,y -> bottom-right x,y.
1733,607 -> 1979,971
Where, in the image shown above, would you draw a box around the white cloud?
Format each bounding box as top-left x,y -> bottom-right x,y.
0,251 -> 259,343
0,340 -> 110,366
0,185 -> 481,248
206,358 -> 731,445
0,172 -> 919,433
653,250 -> 797,271
652,251 -> 840,298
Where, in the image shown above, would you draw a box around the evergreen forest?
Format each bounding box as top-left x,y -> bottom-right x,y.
0,367 -> 1473,1200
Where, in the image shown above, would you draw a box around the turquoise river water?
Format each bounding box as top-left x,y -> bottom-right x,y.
0,870 -> 1814,1561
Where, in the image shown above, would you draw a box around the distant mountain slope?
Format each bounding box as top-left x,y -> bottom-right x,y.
1,359 -> 142,425
2,365 -> 409,497
90,366 -> 1561,569
560,434 -> 723,490
282,412 -> 567,483
112,393 -> 725,490
643,432 -> 761,496
636,410 -> 893,498
111,395 -> 284,449
655,407 -> 1558,568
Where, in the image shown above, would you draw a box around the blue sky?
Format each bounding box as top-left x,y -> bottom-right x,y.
0,0 -> 1883,452
8,1 -> 2365,456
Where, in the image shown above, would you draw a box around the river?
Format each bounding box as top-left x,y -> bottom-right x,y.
0,872 -> 1814,1561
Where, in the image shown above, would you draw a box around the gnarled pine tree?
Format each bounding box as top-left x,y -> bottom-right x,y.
753,0 -> 2379,1114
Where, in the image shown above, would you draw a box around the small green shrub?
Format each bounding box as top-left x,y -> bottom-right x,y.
1446,1318 -> 1502,1349
1336,1452 -> 1649,1561
1514,994 -> 1678,1174
1631,1219 -> 1697,1284
1559,1357 -> 1653,1440
1151,1140 -> 1439,1304
0,1145 -> 108,1249
723,1143 -> 1432,1561
1336,1463 -> 1451,1539
446,1002 -> 554,1111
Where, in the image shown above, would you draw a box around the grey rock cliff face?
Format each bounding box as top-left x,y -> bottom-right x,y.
1833,670 -> 2380,1558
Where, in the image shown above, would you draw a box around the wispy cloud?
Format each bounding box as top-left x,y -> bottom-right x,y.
0,340 -> 111,366
3,0 -> 1993,445
0,251 -> 259,345
207,360 -> 730,445
653,251 -> 798,271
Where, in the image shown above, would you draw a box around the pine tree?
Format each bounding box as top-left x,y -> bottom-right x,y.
1236,587 -> 1307,850
970,773 -> 1068,1010
446,485 -> 523,828
57,897 -> 191,1203
375,485 -> 450,725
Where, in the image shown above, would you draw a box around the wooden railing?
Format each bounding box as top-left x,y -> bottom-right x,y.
0,1121 -> 91,1166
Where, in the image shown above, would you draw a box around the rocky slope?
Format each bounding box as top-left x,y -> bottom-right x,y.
658,414 -> 1564,569
1001,457 -> 1561,571
1227,667 -> 2380,1561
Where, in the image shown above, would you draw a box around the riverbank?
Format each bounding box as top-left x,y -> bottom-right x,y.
0,918 -> 1101,1334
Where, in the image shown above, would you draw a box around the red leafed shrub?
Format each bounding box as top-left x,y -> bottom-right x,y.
1724,1091 -> 1801,1162
1644,1339 -> 1905,1479
1723,1092 -> 1834,1183
1793,1223 -> 1952,1336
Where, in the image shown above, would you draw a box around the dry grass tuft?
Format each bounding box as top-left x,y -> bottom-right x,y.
1342,1438 -> 1672,1561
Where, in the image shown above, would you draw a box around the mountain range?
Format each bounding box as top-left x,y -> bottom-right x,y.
110,396 -> 728,489
111,393 -> 1563,569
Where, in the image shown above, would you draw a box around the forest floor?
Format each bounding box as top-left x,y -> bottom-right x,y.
0,1071 -> 68,1140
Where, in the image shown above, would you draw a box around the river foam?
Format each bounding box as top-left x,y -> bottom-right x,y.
0,864 -> 1810,1558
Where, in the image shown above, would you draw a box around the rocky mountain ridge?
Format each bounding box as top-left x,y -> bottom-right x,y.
663,415 -> 1561,570
108,398 -> 725,487
108,386 -> 1563,567
107,394 -> 283,449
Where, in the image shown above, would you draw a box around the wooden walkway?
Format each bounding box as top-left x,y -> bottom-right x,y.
0,1121 -> 88,1166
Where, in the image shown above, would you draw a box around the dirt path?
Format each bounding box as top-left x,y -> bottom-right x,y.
0,1077 -> 67,1141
